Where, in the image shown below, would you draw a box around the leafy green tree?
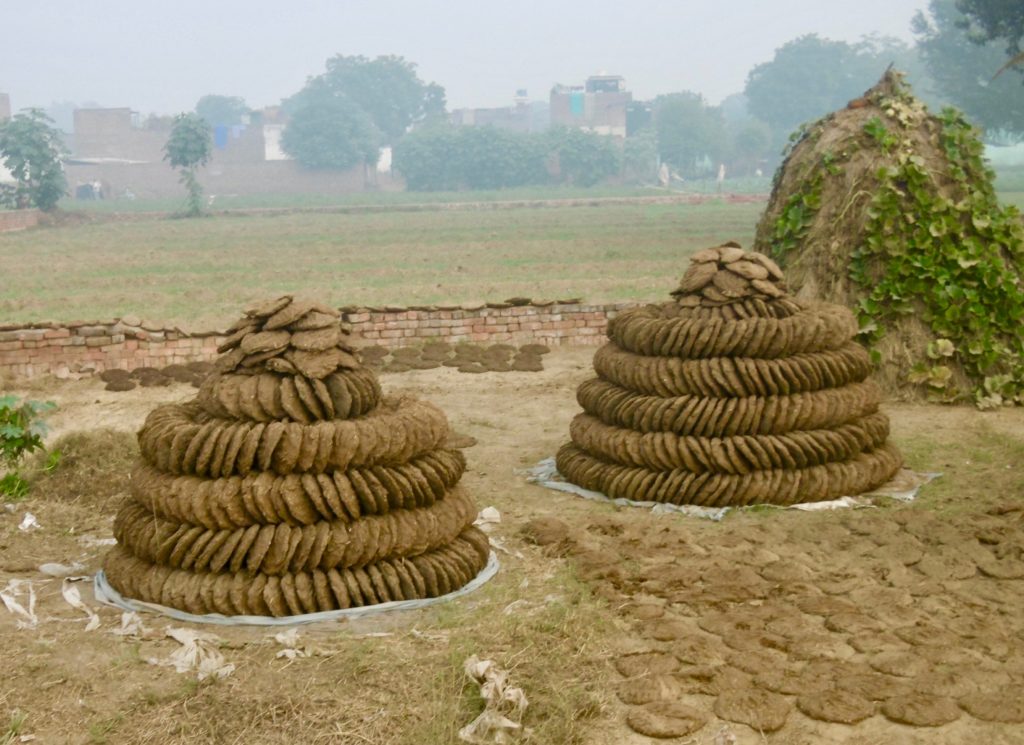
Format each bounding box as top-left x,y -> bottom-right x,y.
195,94 -> 249,126
393,125 -> 618,191
392,124 -> 462,190
914,0 -> 1024,133
623,130 -> 659,183
281,94 -> 380,171
288,55 -> 445,145
458,126 -> 547,189
163,113 -> 212,217
0,109 -> 67,211
393,125 -> 546,190
546,127 -> 621,187
958,0 -> 1024,54
654,92 -> 727,177
728,119 -> 774,175
744,35 -> 928,145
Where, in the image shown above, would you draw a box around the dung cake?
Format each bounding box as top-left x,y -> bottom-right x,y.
556,243 -> 903,507
103,296 -> 490,616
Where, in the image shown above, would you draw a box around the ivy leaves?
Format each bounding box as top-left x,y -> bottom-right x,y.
769,82 -> 1024,407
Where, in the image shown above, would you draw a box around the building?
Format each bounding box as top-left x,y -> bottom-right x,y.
62,105 -> 396,200
0,93 -> 10,122
550,74 -> 631,138
450,90 -> 549,133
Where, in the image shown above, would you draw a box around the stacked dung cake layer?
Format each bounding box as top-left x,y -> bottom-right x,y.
103,296 -> 490,616
556,244 -> 903,507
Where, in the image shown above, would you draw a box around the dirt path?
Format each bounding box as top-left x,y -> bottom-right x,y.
2,347 -> 1023,743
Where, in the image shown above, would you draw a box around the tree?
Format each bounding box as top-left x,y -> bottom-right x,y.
957,0 -> 1024,54
392,125 -> 619,191
653,92 -> 727,177
913,0 -> 1024,134
0,108 -> 67,211
163,113 -> 212,217
546,127 -> 621,187
280,94 -> 380,171
392,125 -> 546,191
728,119 -> 774,175
288,55 -> 445,145
195,95 -> 249,127
623,130 -> 659,184
392,124 -> 462,190
744,35 -> 927,144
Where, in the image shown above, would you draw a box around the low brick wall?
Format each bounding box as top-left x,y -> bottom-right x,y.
0,301 -> 634,380
0,209 -> 41,233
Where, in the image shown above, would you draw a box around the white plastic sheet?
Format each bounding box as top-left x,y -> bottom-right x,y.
526,457 -> 940,520
61,578 -> 101,631
93,552 -> 499,627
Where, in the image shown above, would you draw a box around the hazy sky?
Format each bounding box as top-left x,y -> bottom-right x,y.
3,0 -> 927,116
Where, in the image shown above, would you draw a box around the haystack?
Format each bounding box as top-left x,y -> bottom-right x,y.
754,70 -> 1024,405
555,244 -> 902,507
103,296 -> 490,617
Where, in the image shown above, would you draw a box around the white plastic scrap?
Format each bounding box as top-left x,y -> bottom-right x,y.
474,507 -> 502,532
78,535 -> 117,547
60,578 -> 101,631
0,579 -> 38,629
18,512 -> 41,531
273,627 -> 311,660
473,507 -> 523,558
110,611 -> 150,638
146,627 -> 235,680
39,562 -> 86,578
458,656 -> 529,744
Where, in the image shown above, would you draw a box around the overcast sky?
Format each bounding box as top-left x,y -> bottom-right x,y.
3,0 -> 927,116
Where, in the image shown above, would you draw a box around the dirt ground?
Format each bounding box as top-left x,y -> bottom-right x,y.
2,347 -> 1024,744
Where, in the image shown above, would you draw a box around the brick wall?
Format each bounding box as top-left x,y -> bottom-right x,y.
0,210 -> 41,233
0,301 -> 635,380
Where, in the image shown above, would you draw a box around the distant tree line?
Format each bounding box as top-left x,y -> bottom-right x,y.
393,126 -> 621,190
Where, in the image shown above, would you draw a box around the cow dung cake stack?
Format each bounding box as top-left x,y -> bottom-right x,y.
556,243 -> 903,507
103,296 -> 490,616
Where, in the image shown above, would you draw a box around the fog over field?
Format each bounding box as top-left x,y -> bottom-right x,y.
4,0 -> 925,113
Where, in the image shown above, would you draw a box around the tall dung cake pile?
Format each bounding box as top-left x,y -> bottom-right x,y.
556,244 -> 903,507
103,296 -> 490,616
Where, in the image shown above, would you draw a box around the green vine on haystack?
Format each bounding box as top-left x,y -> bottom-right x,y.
755,70 -> 1024,407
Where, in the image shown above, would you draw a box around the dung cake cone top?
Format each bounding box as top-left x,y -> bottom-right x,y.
103,296 -> 491,618
671,241 -> 788,306
556,244 -> 903,508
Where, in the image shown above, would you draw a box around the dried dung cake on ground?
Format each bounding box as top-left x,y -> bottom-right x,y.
100,361 -> 214,391
753,70 -> 1024,405
555,244 -> 903,507
103,296 -> 490,616
360,342 -> 549,375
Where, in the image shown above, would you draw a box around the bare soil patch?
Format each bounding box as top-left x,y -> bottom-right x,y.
2,347 -> 1023,743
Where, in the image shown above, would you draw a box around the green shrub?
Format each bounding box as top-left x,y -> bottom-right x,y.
0,395 -> 55,500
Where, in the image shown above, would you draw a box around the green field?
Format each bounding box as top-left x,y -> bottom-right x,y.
4,168 -> 1022,329
0,200 -> 763,329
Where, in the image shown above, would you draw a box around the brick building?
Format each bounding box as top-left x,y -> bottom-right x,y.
63,106 -> 396,200
450,90 -> 549,133
550,75 -> 631,138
